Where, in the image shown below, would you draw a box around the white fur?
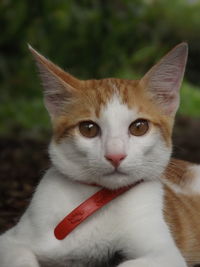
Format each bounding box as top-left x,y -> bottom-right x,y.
0,96 -> 187,266
50,95 -> 171,189
163,164 -> 200,195
186,165 -> 200,193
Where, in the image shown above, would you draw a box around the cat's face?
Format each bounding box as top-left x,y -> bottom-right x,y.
49,79 -> 173,189
29,43 -> 188,189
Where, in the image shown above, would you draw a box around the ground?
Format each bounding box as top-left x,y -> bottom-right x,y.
0,115 -> 200,233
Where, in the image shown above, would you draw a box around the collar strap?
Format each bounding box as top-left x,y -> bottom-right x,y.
54,180 -> 143,240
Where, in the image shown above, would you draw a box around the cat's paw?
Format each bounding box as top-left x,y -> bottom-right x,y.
0,247 -> 40,267
1,260 -> 40,267
118,257 -> 187,267
118,259 -> 151,267
1,262 -> 40,267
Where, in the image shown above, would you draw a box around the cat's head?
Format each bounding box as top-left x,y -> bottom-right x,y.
29,43 -> 188,189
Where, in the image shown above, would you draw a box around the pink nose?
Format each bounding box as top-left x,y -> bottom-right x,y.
105,154 -> 126,168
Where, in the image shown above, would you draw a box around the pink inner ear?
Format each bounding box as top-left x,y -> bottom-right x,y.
36,62 -> 73,118
141,43 -> 188,115
44,94 -> 67,117
29,46 -> 80,118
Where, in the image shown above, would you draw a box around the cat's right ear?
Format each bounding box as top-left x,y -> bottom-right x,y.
28,45 -> 80,119
140,43 -> 188,115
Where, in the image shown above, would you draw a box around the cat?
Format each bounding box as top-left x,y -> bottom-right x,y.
0,42 -> 199,267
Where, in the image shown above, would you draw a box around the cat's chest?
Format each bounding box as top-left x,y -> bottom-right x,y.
39,191 -> 129,263
36,199 -> 127,267
32,176 -> 164,266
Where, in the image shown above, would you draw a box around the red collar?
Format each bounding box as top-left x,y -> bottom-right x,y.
54,180 -> 143,240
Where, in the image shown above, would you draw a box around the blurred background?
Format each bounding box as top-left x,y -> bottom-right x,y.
0,0 -> 200,232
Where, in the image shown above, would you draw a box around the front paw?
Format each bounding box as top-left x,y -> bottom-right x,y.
1,260 -> 40,267
0,250 -> 40,267
118,259 -> 151,267
118,256 -> 187,267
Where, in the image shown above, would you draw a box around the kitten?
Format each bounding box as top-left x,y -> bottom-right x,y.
0,42 -> 199,267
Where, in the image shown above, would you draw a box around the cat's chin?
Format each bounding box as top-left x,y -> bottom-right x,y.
95,172 -> 141,190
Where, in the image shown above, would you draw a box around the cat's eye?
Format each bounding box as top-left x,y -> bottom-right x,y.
129,119 -> 149,136
79,121 -> 100,138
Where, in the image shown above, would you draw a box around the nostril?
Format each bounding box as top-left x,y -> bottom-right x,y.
105,154 -> 127,168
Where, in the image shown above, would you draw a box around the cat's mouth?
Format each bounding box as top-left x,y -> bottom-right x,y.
104,170 -> 128,177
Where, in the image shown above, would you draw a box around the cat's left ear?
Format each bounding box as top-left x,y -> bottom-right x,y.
140,43 -> 188,115
28,45 -> 81,119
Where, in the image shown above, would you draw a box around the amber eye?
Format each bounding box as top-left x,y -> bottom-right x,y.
129,119 -> 149,136
79,121 -> 100,138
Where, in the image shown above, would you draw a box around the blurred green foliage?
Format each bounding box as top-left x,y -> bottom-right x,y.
1,0 -> 200,136
180,82 -> 200,117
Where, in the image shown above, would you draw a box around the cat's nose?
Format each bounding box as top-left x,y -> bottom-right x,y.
105,154 -> 126,168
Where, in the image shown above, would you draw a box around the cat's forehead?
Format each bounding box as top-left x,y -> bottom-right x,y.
79,78 -> 140,116
54,77 -> 172,145
79,77 -> 164,123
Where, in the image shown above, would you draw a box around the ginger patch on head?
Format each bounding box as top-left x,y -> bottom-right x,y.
29,43 -> 187,148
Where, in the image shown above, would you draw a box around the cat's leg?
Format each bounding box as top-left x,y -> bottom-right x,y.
0,231 -> 40,267
118,251 -> 187,267
117,236 -> 187,267
116,208 -> 187,266
115,181 -> 188,267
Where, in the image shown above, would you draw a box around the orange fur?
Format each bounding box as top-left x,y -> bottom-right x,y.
162,159 -> 200,266
164,184 -> 200,266
29,46 -> 175,146
164,159 -> 194,187
51,77 -> 173,146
